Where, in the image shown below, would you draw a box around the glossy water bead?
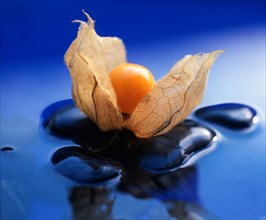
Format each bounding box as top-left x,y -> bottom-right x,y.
195,103 -> 258,130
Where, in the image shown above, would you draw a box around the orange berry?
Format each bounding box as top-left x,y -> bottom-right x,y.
109,63 -> 156,114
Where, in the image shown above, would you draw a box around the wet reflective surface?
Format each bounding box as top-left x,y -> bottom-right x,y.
43,100 -> 218,174
42,100 -> 117,151
1,98 -> 264,219
195,103 -> 258,130
128,120 -> 217,173
52,146 -> 122,185
70,186 -> 116,220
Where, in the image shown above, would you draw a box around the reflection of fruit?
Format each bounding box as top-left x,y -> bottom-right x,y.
109,63 -> 155,114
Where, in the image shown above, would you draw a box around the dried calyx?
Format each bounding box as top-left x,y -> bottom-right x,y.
64,10 -> 223,139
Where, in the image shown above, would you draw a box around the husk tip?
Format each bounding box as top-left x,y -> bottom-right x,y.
82,9 -> 95,27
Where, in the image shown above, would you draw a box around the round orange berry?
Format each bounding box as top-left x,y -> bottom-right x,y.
109,63 -> 156,114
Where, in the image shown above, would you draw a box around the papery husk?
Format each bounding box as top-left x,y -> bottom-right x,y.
64,10 -> 126,131
125,51 -> 223,138
64,10 -> 223,139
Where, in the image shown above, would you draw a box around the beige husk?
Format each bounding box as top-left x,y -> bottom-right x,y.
64,10 -> 125,131
64,10 -> 223,139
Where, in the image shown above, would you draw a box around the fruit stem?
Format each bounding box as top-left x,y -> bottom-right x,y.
88,130 -> 120,152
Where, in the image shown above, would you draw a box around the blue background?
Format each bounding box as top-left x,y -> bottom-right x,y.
1,0 -> 265,219
1,0 -> 265,65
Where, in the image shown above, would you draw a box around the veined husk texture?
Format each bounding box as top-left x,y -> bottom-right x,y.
65,11 -> 223,139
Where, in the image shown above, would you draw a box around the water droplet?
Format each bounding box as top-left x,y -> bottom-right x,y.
52,146 -> 122,185
129,120 -> 216,174
41,100 -> 117,150
194,103 -> 258,130
42,100 -> 96,138
1,146 -> 14,153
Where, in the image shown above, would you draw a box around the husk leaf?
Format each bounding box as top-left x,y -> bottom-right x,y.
125,50 -> 223,138
64,10 -> 126,131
